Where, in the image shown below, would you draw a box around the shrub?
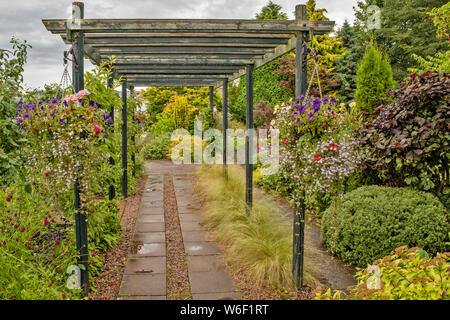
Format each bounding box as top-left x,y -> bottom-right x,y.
354,42 -> 394,115
357,71 -> 450,199
315,246 -> 450,300
143,135 -> 171,160
150,113 -> 175,136
321,185 -> 449,267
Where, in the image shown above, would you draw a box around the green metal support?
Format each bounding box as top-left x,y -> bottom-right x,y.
130,85 -> 136,177
222,78 -> 228,179
122,80 -> 128,198
107,71 -> 116,201
245,64 -> 254,215
71,1 -> 89,293
209,85 -> 214,128
292,4 -> 308,289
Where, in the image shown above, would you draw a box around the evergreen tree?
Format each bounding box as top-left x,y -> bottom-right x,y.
355,42 -> 394,115
255,1 -> 288,20
334,20 -> 365,101
354,0 -> 448,82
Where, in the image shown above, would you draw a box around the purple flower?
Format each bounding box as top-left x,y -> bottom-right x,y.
323,97 -> 329,104
331,97 -> 337,103
16,116 -> 22,124
308,112 -> 314,120
24,113 -> 31,119
89,100 -> 95,107
50,109 -> 56,118
17,102 -> 22,111
95,102 -> 102,108
59,118 -> 65,124
63,100 -> 68,107
51,99 -> 58,105
297,94 -> 304,100
298,105 -> 306,114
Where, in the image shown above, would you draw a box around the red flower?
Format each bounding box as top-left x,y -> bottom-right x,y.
395,142 -> 400,147
14,224 -> 18,229
54,192 -> 58,197
44,219 -> 49,225
314,157 -> 323,162
322,123 -> 326,127
91,252 -> 95,257
61,294 -> 66,299
44,172 -> 49,177
32,182 -> 37,186
20,227 -> 25,233
55,239 -> 59,245
281,140 -> 287,144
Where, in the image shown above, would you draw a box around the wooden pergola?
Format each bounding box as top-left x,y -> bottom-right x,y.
42,2 -> 334,291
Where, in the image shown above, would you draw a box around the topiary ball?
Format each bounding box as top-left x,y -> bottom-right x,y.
320,185 -> 449,267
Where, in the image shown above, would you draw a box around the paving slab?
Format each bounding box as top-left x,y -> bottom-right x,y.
119,274 -> 166,296
135,222 -> 165,233
189,271 -> 238,294
179,221 -> 204,231
129,242 -> 166,257
124,257 -> 166,275
192,292 -> 242,300
136,215 -> 164,224
187,255 -> 228,272
133,232 -> 165,243
184,242 -> 221,256
118,295 -> 167,300
139,207 -> 164,215
179,214 -> 202,223
182,230 -> 215,242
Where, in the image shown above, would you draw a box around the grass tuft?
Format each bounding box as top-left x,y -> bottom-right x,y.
196,165 -> 298,289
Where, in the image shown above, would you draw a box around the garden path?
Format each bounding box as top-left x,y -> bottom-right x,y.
117,160 -> 241,300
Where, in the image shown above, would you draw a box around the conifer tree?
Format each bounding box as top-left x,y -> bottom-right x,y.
355,42 -> 394,115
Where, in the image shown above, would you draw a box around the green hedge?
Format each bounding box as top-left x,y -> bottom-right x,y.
231,59 -> 291,121
143,135 -> 171,160
321,186 -> 449,267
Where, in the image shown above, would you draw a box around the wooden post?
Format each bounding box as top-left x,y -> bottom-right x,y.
122,80 -> 128,198
209,85 -> 214,127
293,3 -> 307,288
130,85 -> 136,177
71,1 -> 89,293
245,64 -> 254,215
107,71 -> 116,201
222,78 -> 228,179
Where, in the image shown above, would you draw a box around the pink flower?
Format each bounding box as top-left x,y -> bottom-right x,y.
282,140 -> 287,144
314,157 -> 323,162
93,122 -> 101,134
20,227 -> 25,233
55,239 -> 59,245
44,219 -> 49,225
75,89 -> 90,100
44,171 -> 49,177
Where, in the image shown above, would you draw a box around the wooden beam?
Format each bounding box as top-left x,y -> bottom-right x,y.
125,74 -> 224,80
94,46 -> 272,54
111,58 -> 252,66
99,53 -> 263,60
43,19 -> 335,35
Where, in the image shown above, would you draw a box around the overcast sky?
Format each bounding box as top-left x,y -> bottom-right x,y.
0,0 -> 358,90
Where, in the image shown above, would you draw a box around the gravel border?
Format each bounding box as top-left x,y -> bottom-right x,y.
164,175 -> 192,300
89,175 -> 147,300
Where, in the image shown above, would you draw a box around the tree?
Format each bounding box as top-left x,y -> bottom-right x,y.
255,1 -> 288,20
354,0 -> 448,82
334,20 -> 366,102
354,41 -> 394,115
277,0 -> 344,97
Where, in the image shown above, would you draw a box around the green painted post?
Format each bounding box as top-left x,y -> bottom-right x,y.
122,80 -> 128,198
222,78 -> 228,179
107,71 -> 116,201
209,85 -> 214,127
130,85 -> 136,177
293,4 -> 307,289
71,1 -> 89,293
245,64 -> 254,215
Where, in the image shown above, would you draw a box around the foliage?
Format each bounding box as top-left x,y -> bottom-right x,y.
255,1 -> 288,20
315,246 -> 450,300
354,0 -> 448,83
87,199 -> 121,252
354,42 -> 394,115
321,186 -> 449,267
149,112 -> 176,136
428,1 -> 450,41
233,61 -> 291,122
0,37 -> 31,183
253,100 -> 275,129
164,95 -> 198,132
357,71 -> 449,198
143,135 -> 171,160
